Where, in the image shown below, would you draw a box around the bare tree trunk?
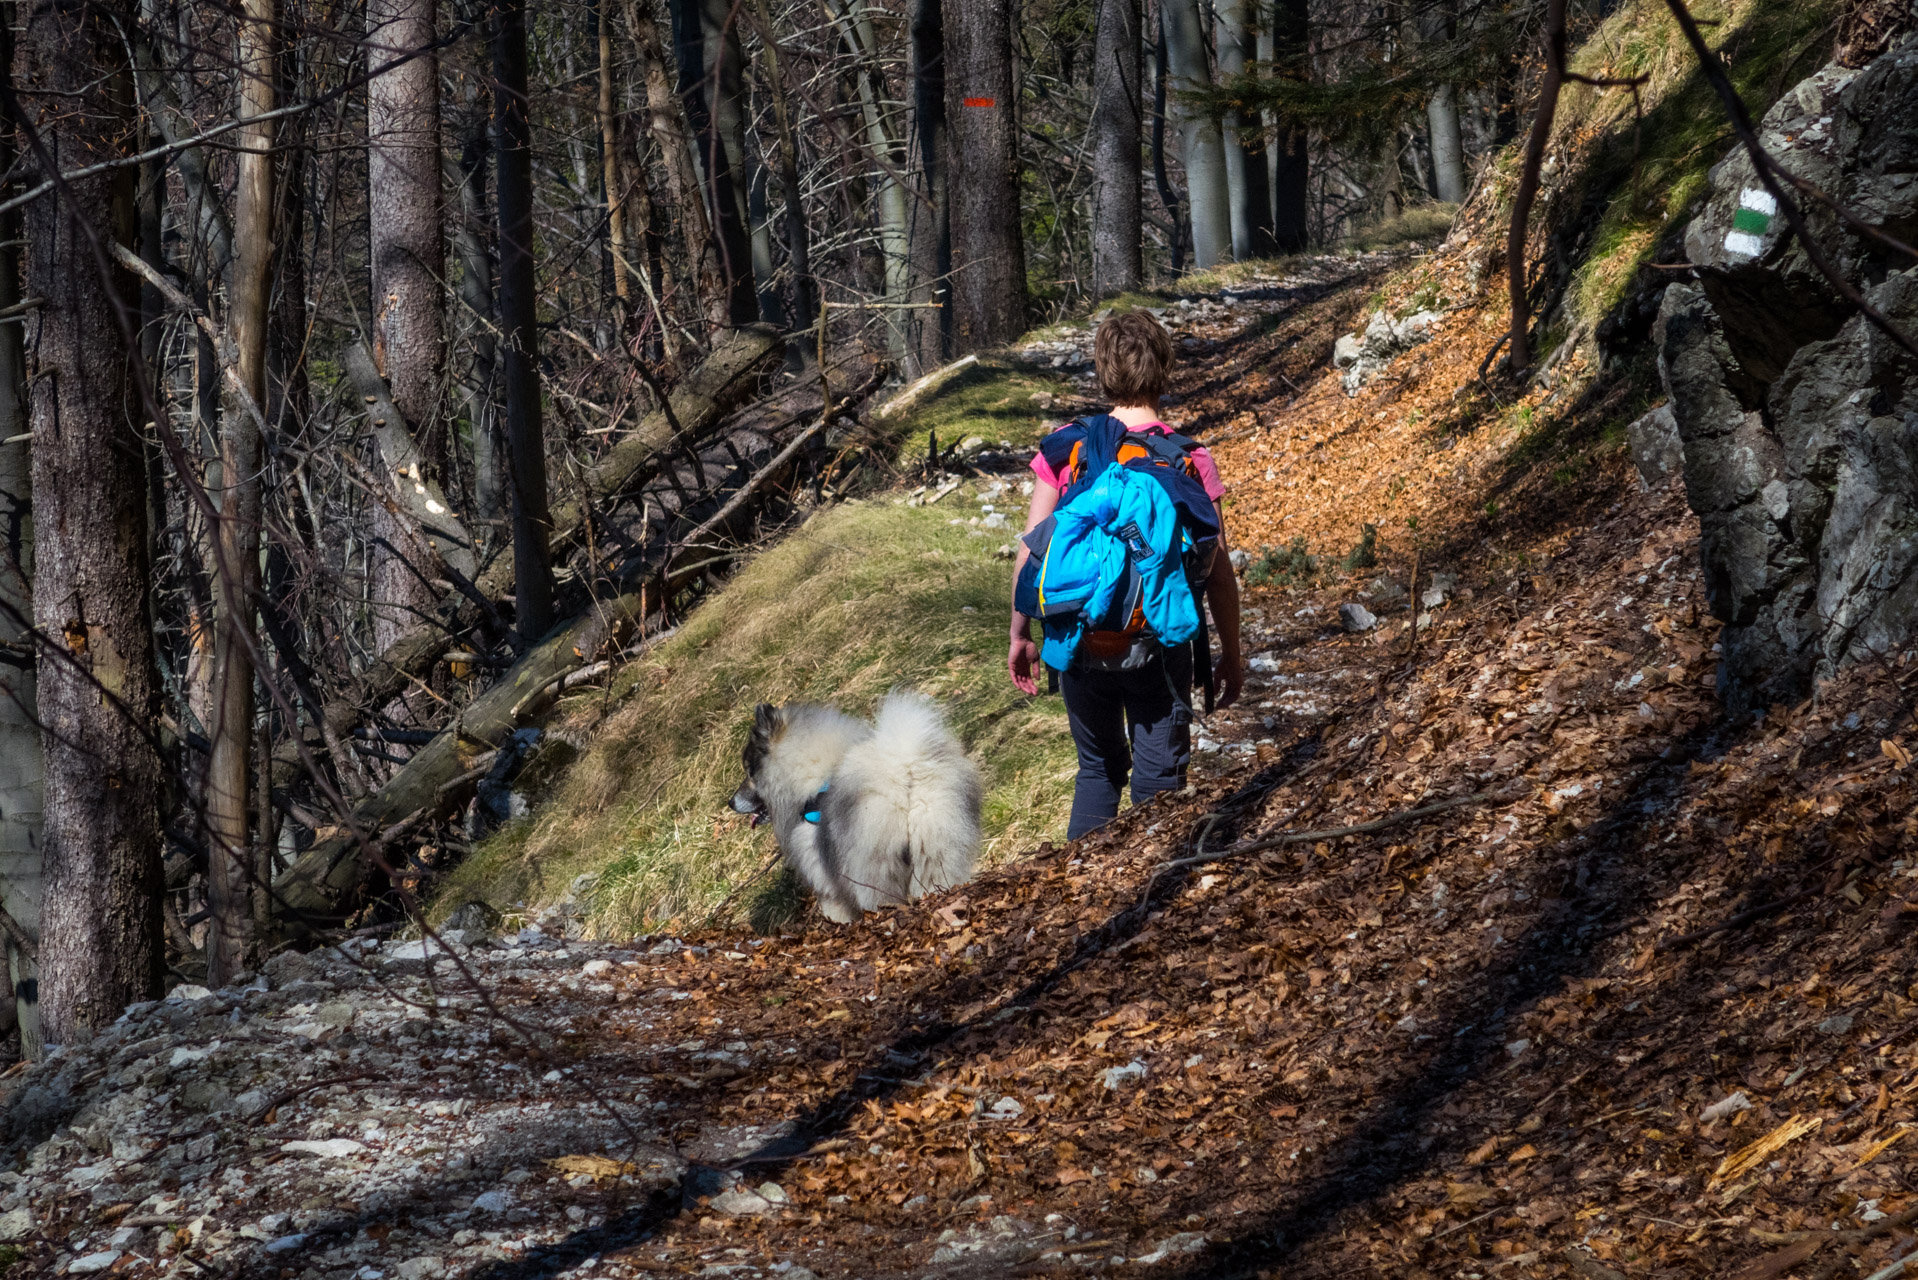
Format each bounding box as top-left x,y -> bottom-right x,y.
366,0 -> 448,653
0,16 -> 41,1057
755,0 -> 813,335
1507,0 -> 1565,373
494,0 -> 555,642
909,0 -> 950,366
18,0 -> 164,1042
671,0 -> 758,324
1091,0 -> 1142,297
599,0 -> 633,328
631,0 -> 731,336
451,84 -> 502,527
944,0 -> 1027,350
1419,1 -> 1465,204
1216,0 -> 1273,259
205,0 -> 275,987
1161,0 -> 1231,268
1427,84 -> 1465,203
826,0 -> 912,364
1270,0 -> 1309,253
1150,10 -> 1186,273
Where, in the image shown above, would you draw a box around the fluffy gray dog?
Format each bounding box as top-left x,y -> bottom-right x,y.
730,691 -> 982,922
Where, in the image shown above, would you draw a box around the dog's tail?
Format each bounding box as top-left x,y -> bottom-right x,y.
831,690 -> 982,904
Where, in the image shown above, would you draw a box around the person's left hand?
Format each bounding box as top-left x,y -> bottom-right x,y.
1215,651 -> 1245,709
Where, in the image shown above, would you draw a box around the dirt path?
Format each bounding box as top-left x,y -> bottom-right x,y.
11,260 -> 1918,1280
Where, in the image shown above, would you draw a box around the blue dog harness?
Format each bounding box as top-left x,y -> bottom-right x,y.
803,781 -> 830,825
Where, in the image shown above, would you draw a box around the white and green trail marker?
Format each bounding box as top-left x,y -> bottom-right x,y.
1723,187 -> 1778,259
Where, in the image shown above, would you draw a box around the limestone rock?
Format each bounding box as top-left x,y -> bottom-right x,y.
1334,309 -> 1442,395
1339,602 -> 1378,633
1658,38 -> 1918,710
1625,404 -> 1684,490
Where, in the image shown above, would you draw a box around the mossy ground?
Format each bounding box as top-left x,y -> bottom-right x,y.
434,364 -> 1081,937
1561,0 -> 1838,330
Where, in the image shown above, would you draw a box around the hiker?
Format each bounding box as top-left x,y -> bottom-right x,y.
1007,311 -> 1244,840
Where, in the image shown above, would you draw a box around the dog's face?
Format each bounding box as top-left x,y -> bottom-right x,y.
730,703 -> 782,827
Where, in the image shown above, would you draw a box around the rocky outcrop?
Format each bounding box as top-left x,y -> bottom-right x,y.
1333,308 -> 1442,394
1657,38 -> 1918,711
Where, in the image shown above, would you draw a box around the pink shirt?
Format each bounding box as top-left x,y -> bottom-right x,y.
1029,420 -> 1227,501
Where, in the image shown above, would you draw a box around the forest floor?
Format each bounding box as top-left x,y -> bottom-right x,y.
9,244 -> 1918,1280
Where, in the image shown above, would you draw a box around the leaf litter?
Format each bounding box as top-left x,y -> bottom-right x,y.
9,248 -> 1918,1280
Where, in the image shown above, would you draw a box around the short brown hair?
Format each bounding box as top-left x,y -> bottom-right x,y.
1094,312 -> 1173,406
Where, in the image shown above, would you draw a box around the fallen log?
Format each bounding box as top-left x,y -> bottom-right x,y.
273,359 -> 841,931
312,324 -> 783,745
272,589 -> 647,933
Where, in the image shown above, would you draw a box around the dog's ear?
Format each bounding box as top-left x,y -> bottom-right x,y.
753,703 -> 781,737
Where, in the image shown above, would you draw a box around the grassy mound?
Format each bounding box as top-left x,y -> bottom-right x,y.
435,368 -> 1080,937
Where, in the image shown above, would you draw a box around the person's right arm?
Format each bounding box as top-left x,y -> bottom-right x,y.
1008,481 -> 1061,695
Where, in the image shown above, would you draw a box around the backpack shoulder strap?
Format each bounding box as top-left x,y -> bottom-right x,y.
1046,415 -> 1128,494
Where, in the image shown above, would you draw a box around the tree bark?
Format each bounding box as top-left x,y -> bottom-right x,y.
366,0 -> 449,654
1427,84 -> 1466,203
671,0 -> 758,325
826,0 -> 912,364
1091,0 -> 1142,297
1418,1 -> 1465,205
1216,0 -> 1273,259
909,0 -> 950,366
0,15 -> 42,1057
1161,0 -> 1231,269
1269,0 -> 1309,253
205,0 -> 275,986
630,0 -> 731,336
451,88 -> 502,526
943,0 -> 1027,350
19,0 -> 164,1041
599,0 -> 633,326
493,0 -> 556,643
1150,12 -> 1186,272
754,0 -> 813,335
1507,0 -> 1566,373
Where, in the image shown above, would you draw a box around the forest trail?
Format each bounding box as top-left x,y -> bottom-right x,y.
8,250 -> 1918,1280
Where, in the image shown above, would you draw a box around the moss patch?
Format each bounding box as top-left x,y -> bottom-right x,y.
1562,0 -> 1837,330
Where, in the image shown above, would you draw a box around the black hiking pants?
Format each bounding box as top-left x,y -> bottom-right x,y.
1058,643 -> 1192,840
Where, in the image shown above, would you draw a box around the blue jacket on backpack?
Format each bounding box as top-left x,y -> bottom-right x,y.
1021,461 -> 1202,671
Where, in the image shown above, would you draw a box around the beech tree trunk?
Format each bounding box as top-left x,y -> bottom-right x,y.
19,0 -> 164,1042
943,0 -> 1026,350
451,86 -> 502,525
631,0 -> 730,336
598,0 -> 633,327
1161,0 -> 1231,268
205,0 -> 275,986
671,0 -> 757,325
366,0 -> 449,653
1216,0 -> 1273,260
1419,2 -> 1465,205
827,0 -> 912,364
1270,0 -> 1309,253
910,0 -> 950,366
494,0 -> 556,642
1150,13 -> 1186,272
755,0 -> 813,335
1427,84 -> 1466,204
1090,0 -> 1142,297
0,15 -> 42,1057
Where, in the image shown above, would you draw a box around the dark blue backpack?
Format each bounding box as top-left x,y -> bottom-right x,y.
1015,416 -> 1221,692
